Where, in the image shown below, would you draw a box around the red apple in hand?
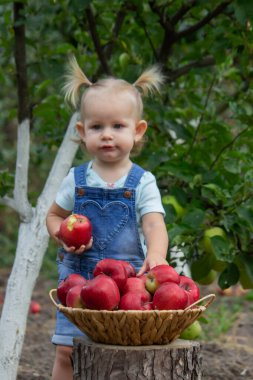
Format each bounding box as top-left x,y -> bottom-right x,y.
153,282 -> 188,310
119,291 -> 153,310
80,274 -> 120,310
145,265 -> 180,294
57,273 -> 86,306
119,261 -> 136,277
66,284 -> 85,308
179,275 -> 200,306
59,214 -> 92,248
93,258 -> 128,292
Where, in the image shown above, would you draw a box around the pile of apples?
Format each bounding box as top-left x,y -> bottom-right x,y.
57,259 -> 200,311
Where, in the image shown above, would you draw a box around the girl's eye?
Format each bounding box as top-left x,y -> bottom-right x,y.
91,124 -> 102,130
114,123 -> 123,129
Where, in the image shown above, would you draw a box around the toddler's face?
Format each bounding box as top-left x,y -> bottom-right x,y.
77,87 -> 146,165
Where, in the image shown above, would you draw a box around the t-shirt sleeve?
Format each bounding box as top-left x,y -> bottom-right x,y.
55,168 -> 75,211
136,171 -> 165,218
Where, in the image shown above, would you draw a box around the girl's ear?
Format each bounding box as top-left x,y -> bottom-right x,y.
76,121 -> 85,141
135,120 -> 147,142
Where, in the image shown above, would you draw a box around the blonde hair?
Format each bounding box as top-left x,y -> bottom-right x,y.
63,56 -> 165,153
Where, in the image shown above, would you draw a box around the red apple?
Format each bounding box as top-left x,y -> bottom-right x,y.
152,282 -> 188,310
121,277 -> 151,300
80,274 -> 120,310
119,260 -> 136,277
66,284 -> 84,308
93,258 -> 128,292
138,273 -> 148,286
145,265 -> 180,294
30,300 -> 41,314
119,291 -> 153,310
59,214 -> 92,248
179,275 -> 200,306
57,273 -> 86,306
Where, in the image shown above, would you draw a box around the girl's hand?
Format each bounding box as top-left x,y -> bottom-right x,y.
137,254 -> 168,276
55,232 -> 93,255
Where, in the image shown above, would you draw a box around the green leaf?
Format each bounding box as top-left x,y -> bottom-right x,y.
218,263 -> 240,289
191,253 -> 215,281
210,236 -> 231,260
181,209 -> 205,229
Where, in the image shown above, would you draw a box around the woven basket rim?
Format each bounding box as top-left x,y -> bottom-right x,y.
49,289 -> 215,315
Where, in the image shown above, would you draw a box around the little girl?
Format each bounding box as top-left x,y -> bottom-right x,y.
46,57 -> 169,380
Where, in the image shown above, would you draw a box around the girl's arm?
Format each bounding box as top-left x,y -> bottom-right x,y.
137,212 -> 169,276
46,202 -> 72,243
46,202 -> 93,254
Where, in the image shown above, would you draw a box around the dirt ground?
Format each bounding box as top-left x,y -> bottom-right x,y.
0,270 -> 253,380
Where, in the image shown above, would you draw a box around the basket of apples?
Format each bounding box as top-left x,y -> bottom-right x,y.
49,258 -> 215,346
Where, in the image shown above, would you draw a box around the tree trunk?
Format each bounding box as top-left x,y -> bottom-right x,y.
0,114 -> 79,380
73,338 -> 202,380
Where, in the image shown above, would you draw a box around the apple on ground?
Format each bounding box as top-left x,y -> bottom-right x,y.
66,284 -> 85,308
57,273 -> 87,306
119,260 -> 136,277
197,269 -> 217,285
119,291 -> 153,310
179,275 -> 200,306
93,258 -> 128,292
145,265 -> 180,294
152,282 -> 188,310
80,274 -> 120,310
121,277 -> 151,300
30,300 -> 41,314
180,320 -> 202,340
201,227 -> 226,256
162,195 -> 185,219
58,213 -> 92,248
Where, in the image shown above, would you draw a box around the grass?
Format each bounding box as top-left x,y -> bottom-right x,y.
200,290 -> 253,341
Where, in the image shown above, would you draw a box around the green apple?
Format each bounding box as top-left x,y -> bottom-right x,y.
197,269 -> 217,285
212,259 -> 227,272
234,256 -> 253,289
119,52 -> 130,69
162,195 -> 185,219
202,227 -> 226,256
180,320 -> 202,340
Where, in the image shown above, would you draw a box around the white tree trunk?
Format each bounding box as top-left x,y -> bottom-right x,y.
0,113 -> 79,380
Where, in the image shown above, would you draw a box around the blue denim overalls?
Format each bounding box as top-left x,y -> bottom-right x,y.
52,162 -> 146,346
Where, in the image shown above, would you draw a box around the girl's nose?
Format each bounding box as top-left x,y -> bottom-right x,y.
101,127 -> 113,139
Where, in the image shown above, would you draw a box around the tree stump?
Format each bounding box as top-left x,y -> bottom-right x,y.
73,338 -> 202,380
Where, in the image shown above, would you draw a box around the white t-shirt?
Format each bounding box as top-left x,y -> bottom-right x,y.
55,162 -> 165,255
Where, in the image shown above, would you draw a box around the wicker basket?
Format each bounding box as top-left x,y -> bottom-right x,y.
49,289 -> 215,346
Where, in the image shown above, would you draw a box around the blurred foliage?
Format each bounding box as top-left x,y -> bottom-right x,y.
0,0 -> 253,286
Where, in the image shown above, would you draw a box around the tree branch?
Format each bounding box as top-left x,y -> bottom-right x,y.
176,0 -> 232,40
171,0 -> 197,25
13,2 -> 33,221
104,6 -> 127,60
186,74 -> 217,157
85,6 -> 111,75
209,127 -> 250,170
13,2 -> 29,122
38,113 -> 79,211
137,15 -> 159,61
0,195 -> 17,211
166,55 -> 215,82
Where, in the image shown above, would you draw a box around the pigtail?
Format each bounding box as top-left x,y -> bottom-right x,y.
133,65 -> 165,96
63,56 -> 93,108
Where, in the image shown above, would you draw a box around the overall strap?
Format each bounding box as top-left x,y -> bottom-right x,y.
74,162 -> 89,187
124,164 -> 145,189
